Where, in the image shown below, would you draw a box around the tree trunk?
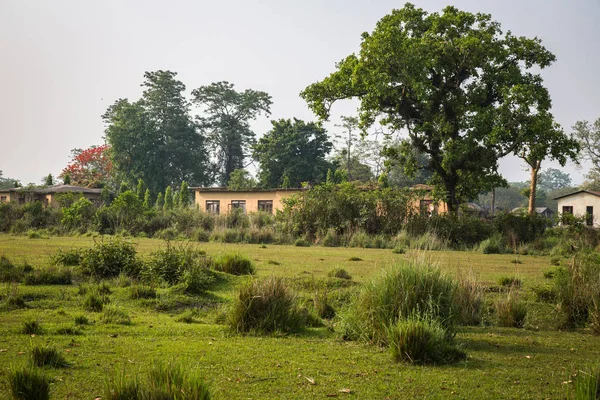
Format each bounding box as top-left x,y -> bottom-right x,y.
528,160 -> 541,215
444,179 -> 459,213
491,188 -> 496,217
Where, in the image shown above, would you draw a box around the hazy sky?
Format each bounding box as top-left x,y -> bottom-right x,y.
1,0 -> 598,185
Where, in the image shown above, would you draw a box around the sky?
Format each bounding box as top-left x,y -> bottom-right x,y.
1,0 -> 599,186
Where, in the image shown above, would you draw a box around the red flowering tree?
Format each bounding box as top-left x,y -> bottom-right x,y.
60,144 -> 113,188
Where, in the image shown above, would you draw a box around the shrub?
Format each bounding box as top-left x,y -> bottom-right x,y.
193,229 -> 210,242
392,247 -> 406,254
2,284 -> 27,310
294,238 -> 310,247
549,256 -> 561,266
74,314 -> 89,325
342,260 -> 457,345
543,267 -> 560,279
213,254 -> 254,276
0,256 -> 25,283
321,228 -> 341,247
479,234 -> 505,254
575,367 -> 600,400
498,276 -> 522,288
83,292 -> 105,312
153,228 -> 179,241
495,290 -> 527,328
24,267 -> 72,285
143,242 -> 209,285
313,291 -> 336,319
27,229 -> 45,239
387,316 -> 466,364
412,232 -> 448,251
532,285 -> 557,302
129,285 -> 157,300
244,227 -> 274,244
51,248 -> 82,266
8,367 -> 50,400
327,268 -> 352,280
30,344 -> 70,368
454,271 -> 483,326
182,264 -> 215,295
81,237 -> 141,279
101,306 -> 131,325
21,320 -> 44,335
229,276 -> 304,334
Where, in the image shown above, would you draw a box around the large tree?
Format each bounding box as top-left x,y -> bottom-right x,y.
538,168 -> 573,192
59,144 -> 113,188
301,3 -> 556,212
192,82 -> 271,186
103,71 -> 211,194
573,118 -> 600,187
0,171 -> 19,189
253,119 -> 334,188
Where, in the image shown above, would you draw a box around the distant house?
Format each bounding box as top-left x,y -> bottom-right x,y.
511,207 -> 554,218
410,184 -> 449,216
553,190 -> 600,228
0,185 -> 102,208
191,187 -> 305,214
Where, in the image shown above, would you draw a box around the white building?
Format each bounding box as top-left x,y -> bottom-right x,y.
554,190 -> 600,228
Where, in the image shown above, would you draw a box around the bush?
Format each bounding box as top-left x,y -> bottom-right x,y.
129,285 -> 157,299
24,267 -> 72,285
244,228 -> 274,244
0,256 -> 27,283
8,367 -> 50,400
30,344 -> 70,368
387,316 -> 466,364
327,268 -> 352,280
101,306 -> 131,325
495,290 -> 527,328
143,242 -> 210,286
153,228 -> 179,241
106,361 -> 211,400
321,228 -> 341,247
392,247 -> 406,254
479,234 -> 505,254
229,276 -> 304,334
342,260 -> 456,345
294,238 -> 310,247
575,367 -> 600,400
81,237 -> 141,279
213,253 -> 254,276
498,276 -> 522,288
182,264 -> 215,295
193,229 -> 210,242
22,320 -> 44,335
83,292 -> 105,312
51,248 -> 82,266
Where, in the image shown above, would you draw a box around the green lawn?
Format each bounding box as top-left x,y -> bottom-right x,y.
0,234 -> 595,399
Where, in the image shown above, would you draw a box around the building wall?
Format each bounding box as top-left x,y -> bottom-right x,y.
557,193 -> 600,228
0,191 -> 14,203
194,190 -> 300,214
46,193 -> 101,208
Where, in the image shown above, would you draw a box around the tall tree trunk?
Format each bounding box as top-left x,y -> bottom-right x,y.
528,160 -> 542,215
444,179 -> 459,213
491,188 -> 496,217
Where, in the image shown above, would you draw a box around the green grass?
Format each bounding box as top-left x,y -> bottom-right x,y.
0,234 -> 597,398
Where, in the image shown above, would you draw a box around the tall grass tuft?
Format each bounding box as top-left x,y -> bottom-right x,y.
327,268 -> 352,280
213,253 -> 254,276
83,292 -> 105,312
341,259 -> 456,345
495,289 -> 527,328
21,320 -> 43,335
101,306 -> 131,325
24,267 -> 72,285
387,315 -> 466,364
454,270 -> 483,326
30,344 -> 70,368
105,371 -> 140,400
8,366 -> 50,400
229,276 -> 304,334
575,367 -> 600,400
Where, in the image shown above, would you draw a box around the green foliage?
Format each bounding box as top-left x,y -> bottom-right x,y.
30,344 -> 70,368
254,118 -> 333,188
155,192 -> 164,209
55,325 -> 82,335
164,186 -> 174,210
83,292 -> 105,312
229,276 -> 304,334
313,290 -> 336,319
143,242 -> 209,285
454,272 -> 483,326
495,290 -> 527,328
60,197 -> 95,230
81,237 -> 141,279
392,247 -> 406,254
294,238 -> 310,247
498,276 -> 522,288
0,255 -> 27,283
213,253 -> 254,276
143,189 -> 152,209
342,260 -> 456,345
387,316 -> 465,364
575,367 -> 600,400
74,314 -> 89,325
24,267 -> 72,285
8,367 -> 50,400
101,306 -> 131,325
479,234 -> 506,254
228,169 -> 257,190
179,181 -> 190,208
129,285 -> 157,300
182,264 -> 215,295
108,190 -> 145,233
21,320 -> 44,335
327,268 -> 352,280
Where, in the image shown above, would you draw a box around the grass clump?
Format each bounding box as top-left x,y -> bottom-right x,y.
479,234 -> 505,254
74,314 -> 90,325
129,285 -> 157,299
392,247 -> 406,254
143,242 -> 207,285
50,248 -> 82,266
8,366 -> 50,400
327,268 -> 352,280
575,367 -> 600,400
0,256 -> 30,283
348,256 -> 362,261
55,325 -> 82,335
83,292 -> 105,312
30,344 -> 70,368
182,264 -> 215,295
24,267 -> 72,285
229,276 -> 303,334
498,275 -> 522,288
2,285 -> 27,310
105,361 -> 211,400
21,320 -> 44,335
101,306 -> 131,325
495,290 -> 527,328
387,316 -> 465,364
294,238 -> 310,247
213,253 -> 254,276
81,237 -> 141,279
313,290 -> 336,319
454,270 -> 483,326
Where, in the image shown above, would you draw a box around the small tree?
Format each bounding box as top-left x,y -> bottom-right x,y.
136,179 -> 145,199
179,181 -> 190,207
164,186 -> 174,210
44,174 -> 54,186
143,189 -> 152,208
155,192 -> 164,209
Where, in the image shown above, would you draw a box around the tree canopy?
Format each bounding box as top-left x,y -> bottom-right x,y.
60,144 -> 113,188
253,119 -> 334,188
192,82 -> 271,186
301,3 -> 557,211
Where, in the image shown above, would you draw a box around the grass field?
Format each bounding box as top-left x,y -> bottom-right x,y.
0,234 -> 597,399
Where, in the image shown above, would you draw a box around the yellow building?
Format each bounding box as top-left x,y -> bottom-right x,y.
0,185 -> 102,208
191,187 -> 305,214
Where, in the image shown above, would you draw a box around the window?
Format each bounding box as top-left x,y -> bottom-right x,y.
206,200 -> 220,214
562,206 -> 573,214
587,206 -> 594,226
258,200 -> 273,214
0,196 -> 6,203
420,200 -> 436,216
230,200 -> 246,212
